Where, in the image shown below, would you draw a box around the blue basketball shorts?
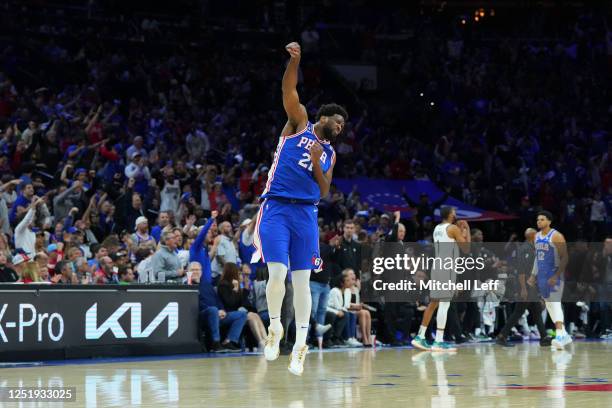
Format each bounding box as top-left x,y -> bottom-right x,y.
253,198 -> 321,271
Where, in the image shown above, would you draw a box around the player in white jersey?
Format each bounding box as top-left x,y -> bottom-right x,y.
527,211 -> 572,349
411,206 -> 470,352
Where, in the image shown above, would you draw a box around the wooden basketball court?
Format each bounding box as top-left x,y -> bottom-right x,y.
1,341 -> 611,407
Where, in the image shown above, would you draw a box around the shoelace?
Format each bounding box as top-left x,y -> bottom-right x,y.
265,332 -> 276,347
294,347 -> 307,362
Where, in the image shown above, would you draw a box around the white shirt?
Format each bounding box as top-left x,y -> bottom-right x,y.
14,208 -> 36,256
591,200 -> 607,222
327,287 -> 351,313
160,180 -> 181,213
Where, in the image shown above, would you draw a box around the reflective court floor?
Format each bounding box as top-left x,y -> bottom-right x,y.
1,341 -> 611,408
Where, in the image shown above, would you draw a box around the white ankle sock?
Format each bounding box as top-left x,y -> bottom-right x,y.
435,329 -> 445,343
418,325 -> 427,338
291,269 -> 312,349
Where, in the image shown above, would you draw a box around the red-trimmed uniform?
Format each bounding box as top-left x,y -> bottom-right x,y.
253,122 -> 334,271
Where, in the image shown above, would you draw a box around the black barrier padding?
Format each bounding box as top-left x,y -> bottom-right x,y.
0,287 -> 201,361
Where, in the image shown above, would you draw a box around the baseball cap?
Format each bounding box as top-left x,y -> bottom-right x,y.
12,253 -> 30,266
131,151 -> 142,159
47,244 -> 58,253
181,192 -> 192,203
66,227 -> 78,234
135,216 -> 148,228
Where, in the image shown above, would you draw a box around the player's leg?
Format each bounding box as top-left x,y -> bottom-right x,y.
412,300 -> 438,350
546,301 -> 572,349
432,301 -> 457,352
544,280 -> 571,349
256,200 -> 291,360
286,203 -> 319,375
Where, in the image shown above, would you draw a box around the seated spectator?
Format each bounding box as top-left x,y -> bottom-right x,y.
118,265 -> 135,284
250,267 -> 270,326
38,265 -> 51,283
198,273 -> 247,352
325,274 -> 350,347
135,246 -> 156,283
150,230 -> 184,281
132,216 -> 155,247
11,253 -> 30,278
218,262 -> 267,350
93,256 -> 115,284
20,261 -> 41,284
55,260 -> 77,284
184,261 -> 202,285
0,252 -> 19,282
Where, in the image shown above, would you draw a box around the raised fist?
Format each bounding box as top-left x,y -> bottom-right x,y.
285,42 -> 301,59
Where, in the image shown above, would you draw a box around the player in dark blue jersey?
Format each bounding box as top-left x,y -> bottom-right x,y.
528,211 -> 572,349
254,42 -> 347,375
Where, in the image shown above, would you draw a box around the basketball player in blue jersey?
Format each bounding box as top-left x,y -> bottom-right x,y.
527,211 -> 572,349
253,41 -> 347,376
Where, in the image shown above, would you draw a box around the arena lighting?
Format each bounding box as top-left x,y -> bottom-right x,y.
474,16 -> 479,22
419,92 -> 424,96
430,102 -> 435,106
479,9 -> 485,18
461,19 -> 466,25
490,9 -> 495,17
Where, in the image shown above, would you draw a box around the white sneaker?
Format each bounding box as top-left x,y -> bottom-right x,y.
315,323 -> 332,337
551,333 -> 573,350
288,345 -> 308,376
264,327 -> 284,361
346,337 -> 362,347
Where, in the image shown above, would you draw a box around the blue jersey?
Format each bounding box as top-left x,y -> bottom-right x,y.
535,229 -> 559,279
262,122 -> 335,203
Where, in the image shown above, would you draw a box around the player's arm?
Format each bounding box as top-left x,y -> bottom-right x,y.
551,231 -> 568,281
448,223 -> 470,254
282,42 -> 308,132
310,145 -> 334,198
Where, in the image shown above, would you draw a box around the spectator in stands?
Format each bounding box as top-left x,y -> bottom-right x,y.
9,182 -> 35,226
189,211 -> 217,284
218,262 -> 267,350
211,221 -> 239,284
14,196 -> 46,256
326,271 -> 353,346
55,260 -> 77,284
185,261 -> 203,285
151,230 -> 184,281
198,272 -> 247,352
0,252 -> 19,282
331,220 -> 362,277
118,265 -> 135,284
135,246 -> 156,283
151,211 -> 171,242
93,256 -> 114,284
132,216 -> 154,247
20,261 -> 41,284
11,253 -> 30,278
251,267 -> 270,326
160,168 -> 181,214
